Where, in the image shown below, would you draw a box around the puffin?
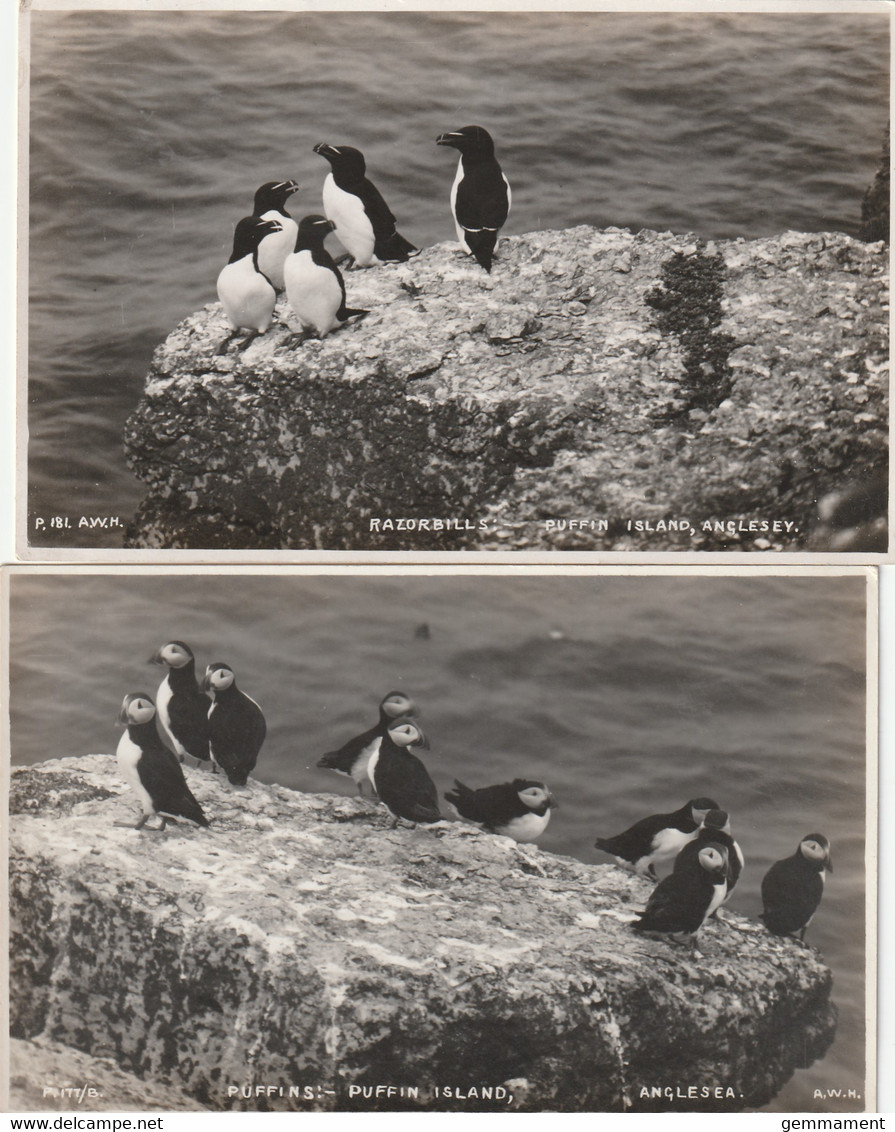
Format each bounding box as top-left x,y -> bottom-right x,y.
676,809 -> 744,901
761,833 -> 832,940
312,143 -> 418,268
115,692 -> 209,831
202,662 -> 267,787
149,640 -> 211,767
283,215 -> 369,342
445,778 -> 554,842
317,690 -> 417,796
633,842 -> 729,938
215,215 -> 283,353
435,125 -> 511,273
252,179 -> 302,291
594,796 -> 720,879
368,717 -> 439,824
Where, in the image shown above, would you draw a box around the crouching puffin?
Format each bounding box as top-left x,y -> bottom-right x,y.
150,640 -> 211,768
761,833 -> 832,940
445,778 -> 554,842
368,717 -> 439,824
202,662 -> 267,787
317,690 -> 417,796
313,143 -> 418,267
594,796 -> 720,879
633,842 -> 729,939
115,692 -> 209,831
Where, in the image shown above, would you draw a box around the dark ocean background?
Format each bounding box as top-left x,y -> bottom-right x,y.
8,571 -> 870,1112
26,10 -> 889,548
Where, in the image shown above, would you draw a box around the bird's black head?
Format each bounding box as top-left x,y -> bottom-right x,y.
800,833 -> 833,872
701,809 -> 730,832
436,125 -> 496,159
229,216 -> 283,263
253,180 -> 301,217
313,143 -> 366,182
294,214 -> 337,251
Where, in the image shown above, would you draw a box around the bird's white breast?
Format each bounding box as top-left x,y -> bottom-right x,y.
284,250 -> 343,337
496,809 -> 551,843
352,735 -> 381,785
116,732 -> 155,816
365,738 -> 383,790
650,826 -> 697,862
216,255 -> 277,333
256,210 -> 298,291
155,676 -> 185,759
322,174 -> 376,266
450,157 -> 466,247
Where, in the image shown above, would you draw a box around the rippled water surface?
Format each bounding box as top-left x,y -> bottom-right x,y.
26,10 -> 889,546
9,572 -> 870,1111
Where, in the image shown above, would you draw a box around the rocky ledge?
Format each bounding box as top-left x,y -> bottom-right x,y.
123,225 -> 887,552
10,756 -> 836,1113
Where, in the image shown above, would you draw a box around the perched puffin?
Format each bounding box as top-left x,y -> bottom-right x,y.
312,143 -> 418,268
283,215 -> 369,341
317,690 -> 417,796
202,662 -> 267,787
761,833 -> 832,940
368,717 -> 439,824
115,692 -> 209,831
150,640 -> 211,767
633,842 -> 729,937
594,796 -> 720,880
435,125 -> 511,273
216,215 -> 283,353
252,179 -> 302,291
445,778 -> 554,842
677,809 -> 744,901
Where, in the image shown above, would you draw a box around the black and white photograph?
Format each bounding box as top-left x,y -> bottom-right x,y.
21,2 -> 890,556
5,567 -> 874,1113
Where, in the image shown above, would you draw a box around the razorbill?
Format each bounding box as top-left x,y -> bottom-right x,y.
149,640 -> 211,767
252,179 -> 302,291
594,796 -> 720,879
435,125 -> 511,272
368,717 -> 439,824
444,778 -> 554,842
202,662 -> 267,787
761,833 -> 832,940
312,143 -> 418,268
633,843 -> 729,938
283,215 -> 369,341
216,215 -> 283,353
317,690 -> 417,796
115,692 -> 209,831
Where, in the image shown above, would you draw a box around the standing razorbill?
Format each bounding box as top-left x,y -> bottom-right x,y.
202,662 -> 267,787
312,143 -> 418,267
368,717 -> 439,824
216,215 -> 283,353
317,690 -> 417,796
283,215 -> 369,341
150,640 -> 211,767
633,843 -> 729,938
435,125 -> 511,273
445,778 -> 554,842
252,179 -> 302,291
594,796 -> 720,879
115,692 -> 209,831
761,833 -> 832,940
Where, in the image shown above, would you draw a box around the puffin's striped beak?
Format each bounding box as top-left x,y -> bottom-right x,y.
148,649 -> 163,665
116,699 -> 130,725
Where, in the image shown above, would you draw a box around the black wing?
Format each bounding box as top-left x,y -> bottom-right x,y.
167,690 -> 210,761
209,693 -> 266,785
378,751 -> 440,823
140,753 -> 209,826
455,161 -> 510,232
318,723 -> 379,772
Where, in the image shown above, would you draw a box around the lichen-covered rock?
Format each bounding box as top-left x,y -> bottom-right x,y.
10,756 -> 836,1113
123,226 -> 887,552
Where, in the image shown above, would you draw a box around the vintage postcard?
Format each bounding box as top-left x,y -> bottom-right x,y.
3,565 -> 877,1113
18,1 -> 890,560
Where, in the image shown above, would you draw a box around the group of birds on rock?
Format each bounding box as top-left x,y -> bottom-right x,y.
215,125 -> 510,353
594,796 -> 832,942
116,641 -> 265,830
114,661 -> 831,946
